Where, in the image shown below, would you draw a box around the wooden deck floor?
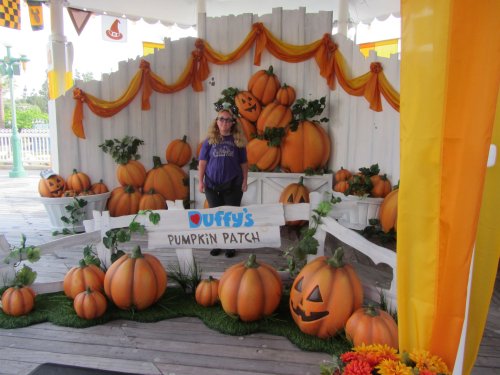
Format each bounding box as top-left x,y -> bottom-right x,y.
0,169 -> 499,374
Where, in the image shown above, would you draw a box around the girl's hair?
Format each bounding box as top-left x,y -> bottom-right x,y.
207,109 -> 247,147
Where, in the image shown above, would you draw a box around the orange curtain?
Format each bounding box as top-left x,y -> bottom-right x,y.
72,23 -> 400,138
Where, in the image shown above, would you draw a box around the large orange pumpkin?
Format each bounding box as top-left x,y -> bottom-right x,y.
379,189 -> 398,233
235,91 -> 261,122
38,174 -> 66,197
256,102 -> 292,135
90,179 -> 109,195
218,254 -> 282,322
107,185 -> 142,217
139,188 -> 167,211
279,176 -> 310,226
165,135 -> 192,167
1,286 -> 36,316
104,245 -> 167,311
280,121 -> 331,173
116,160 -> 147,188
275,84 -> 296,107
63,260 -> 106,299
289,247 -> 363,338
143,156 -> 188,201
345,305 -> 399,349
73,288 -> 108,320
66,169 -> 91,193
195,276 -> 220,307
246,137 -> 281,172
248,65 -> 281,105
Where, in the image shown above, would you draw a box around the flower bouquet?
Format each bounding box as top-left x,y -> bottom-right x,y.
321,344 -> 450,375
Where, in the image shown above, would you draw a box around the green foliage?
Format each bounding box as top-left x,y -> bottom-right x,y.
258,126 -> 286,147
2,234 -> 41,287
166,258 -> 203,295
98,136 -> 144,165
82,244 -> 102,268
52,197 -> 88,236
290,97 -> 329,130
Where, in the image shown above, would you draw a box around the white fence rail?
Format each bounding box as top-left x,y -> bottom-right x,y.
0,129 -> 51,165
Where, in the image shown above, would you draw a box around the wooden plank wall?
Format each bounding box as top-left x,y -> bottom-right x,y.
50,7 -> 400,192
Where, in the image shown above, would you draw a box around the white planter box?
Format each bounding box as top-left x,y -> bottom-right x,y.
330,191 -> 383,230
38,193 -> 110,232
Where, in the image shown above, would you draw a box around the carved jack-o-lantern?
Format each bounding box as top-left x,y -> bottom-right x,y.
279,177 -> 310,226
289,248 -> 363,338
235,91 -> 261,122
38,174 -> 67,197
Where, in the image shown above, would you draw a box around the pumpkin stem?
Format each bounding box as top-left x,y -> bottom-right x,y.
364,304 -> 380,317
208,275 -> 215,282
85,286 -> 93,294
78,259 -> 87,268
147,188 -> 156,195
244,254 -> 259,268
298,176 -> 304,185
182,135 -> 187,143
152,156 -> 163,168
124,185 -> 136,194
267,65 -> 274,75
131,245 -> 144,259
73,168 -> 78,174
326,247 -> 345,268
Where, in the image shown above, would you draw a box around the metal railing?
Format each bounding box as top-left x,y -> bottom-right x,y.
0,128 -> 51,165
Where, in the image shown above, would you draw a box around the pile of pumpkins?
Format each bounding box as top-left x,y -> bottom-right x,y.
227,66 -> 331,173
38,169 -> 109,198
1,247 -> 398,349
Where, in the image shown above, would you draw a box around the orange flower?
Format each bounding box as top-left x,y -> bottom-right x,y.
343,360 -> 372,375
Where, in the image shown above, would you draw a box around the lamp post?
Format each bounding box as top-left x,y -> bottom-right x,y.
0,46 -> 28,177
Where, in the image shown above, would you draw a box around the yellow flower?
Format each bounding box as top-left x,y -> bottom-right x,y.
409,349 -> 450,374
376,359 -> 413,375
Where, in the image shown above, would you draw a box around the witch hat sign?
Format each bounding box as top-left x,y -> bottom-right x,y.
102,15 -> 127,42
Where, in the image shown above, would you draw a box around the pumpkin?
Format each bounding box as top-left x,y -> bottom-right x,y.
116,160 -> 147,188
246,137 -> 281,172
256,102 -> 292,135
235,91 -> 261,122
90,179 -> 109,195
63,260 -> 106,299
379,189 -> 398,233
280,121 -> 331,173
107,185 -> 142,217
38,174 -> 66,197
143,156 -> 188,201
165,135 -> 192,167
275,84 -> 296,106
104,245 -> 167,311
218,254 -> 282,322
139,188 -> 167,211
73,288 -> 108,320
334,180 -> 350,193
240,117 -> 257,141
345,305 -> 399,349
248,65 -> 281,105
371,174 -> 392,198
279,176 -> 310,226
335,167 -> 352,182
195,276 -> 220,307
66,169 -> 91,193
289,247 -> 363,338
1,286 -> 36,316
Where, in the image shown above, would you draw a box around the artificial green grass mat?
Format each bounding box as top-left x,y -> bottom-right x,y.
0,287 -> 351,355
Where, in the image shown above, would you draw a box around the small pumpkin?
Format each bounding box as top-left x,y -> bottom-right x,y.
143,156 -> 188,201
63,260 -> 106,299
165,135 -> 192,167
66,169 -> 91,193
139,188 -> 167,211
107,185 -> 142,217
334,180 -> 350,193
246,137 -> 281,172
235,91 -> 262,122
1,286 -> 36,316
279,176 -> 310,226
195,276 -> 220,307
73,288 -> 108,320
116,160 -> 147,188
256,102 -> 292,135
90,179 -> 109,195
371,174 -> 392,198
104,245 -> 167,311
289,247 -> 363,338
345,305 -> 399,349
248,65 -> 281,105
275,84 -> 296,107
335,167 -> 352,182
379,189 -> 398,233
38,174 -> 66,197
218,254 -> 282,322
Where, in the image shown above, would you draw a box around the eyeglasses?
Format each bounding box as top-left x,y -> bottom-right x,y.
217,117 -> 233,123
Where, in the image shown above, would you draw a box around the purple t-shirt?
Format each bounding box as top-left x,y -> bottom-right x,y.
199,135 -> 247,188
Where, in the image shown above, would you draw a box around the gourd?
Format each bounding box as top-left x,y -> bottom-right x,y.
104,245 -> 167,311
279,176 -> 310,226
73,288 -> 108,320
345,305 -> 399,349
139,188 -> 167,211
1,286 -> 36,316
275,84 -> 296,106
90,179 -> 109,195
165,135 -> 192,167
379,189 -> 398,233
63,260 -> 106,299
289,247 -> 363,338
248,65 -> 281,105
38,174 -> 66,197
107,185 -> 142,217
143,156 -> 188,201
195,276 -> 220,307
235,91 -> 262,122
66,169 -> 91,193
218,254 -> 282,322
